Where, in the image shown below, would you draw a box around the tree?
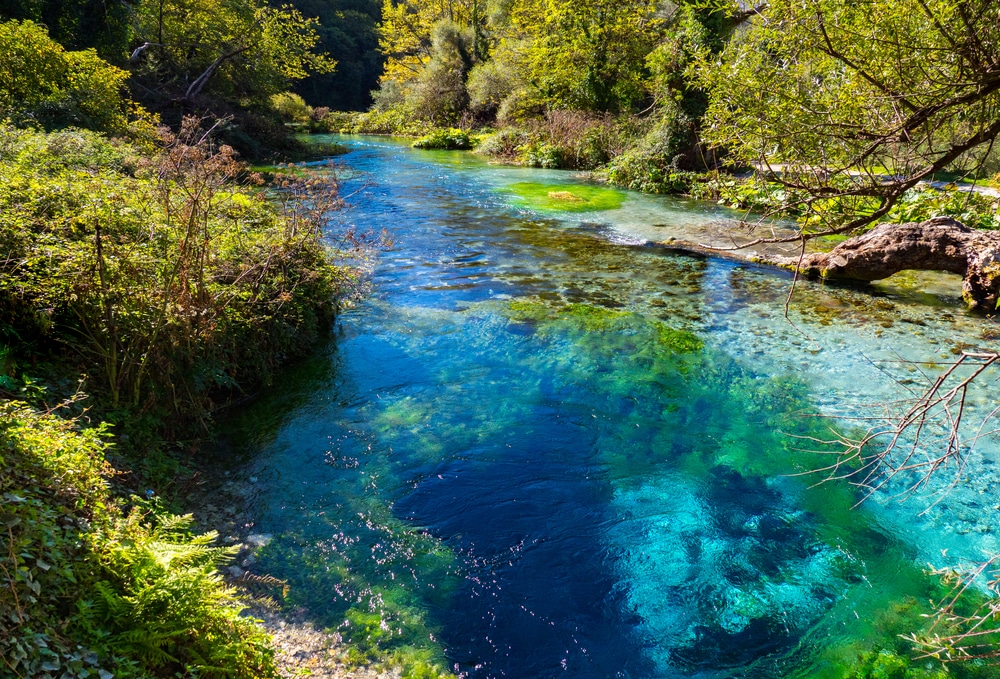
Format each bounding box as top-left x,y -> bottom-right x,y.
287,0 -> 384,111
700,0 -> 1000,239
131,0 -> 335,107
378,0 -> 483,85
496,0 -> 665,113
0,0 -> 132,63
0,19 -> 141,134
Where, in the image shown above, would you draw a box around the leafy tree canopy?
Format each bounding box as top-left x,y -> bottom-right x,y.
699,0 -> 1000,237
132,0 -> 335,107
288,0 -> 384,111
0,0 -> 131,62
0,19 -> 148,135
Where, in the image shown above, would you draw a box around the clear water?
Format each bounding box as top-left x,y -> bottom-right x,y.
221,137 -> 1000,678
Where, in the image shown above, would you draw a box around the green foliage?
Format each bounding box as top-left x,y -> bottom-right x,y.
605,151 -> 705,194
884,187 -> 1000,231
500,0 -> 666,113
0,402 -> 277,678
345,106 -> 433,135
0,0 -> 133,62
132,0 -> 334,108
699,0 -> 1000,231
0,121 -> 355,425
506,182 -> 626,212
474,112 -> 642,170
286,0 -> 383,111
270,91 -> 313,123
0,19 -> 150,135
81,513 -> 275,677
413,128 -> 476,150
475,127 -> 529,161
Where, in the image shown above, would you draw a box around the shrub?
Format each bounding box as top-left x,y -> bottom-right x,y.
413,128 -> 475,150
884,185 -> 1000,230
606,151 -> 703,194
0,19 -> 148,136
0,120 -> 358,425
270,91 -> 313,123
476,127 -> 529,162
0,402 -> 277,678
347,105 -> 432,136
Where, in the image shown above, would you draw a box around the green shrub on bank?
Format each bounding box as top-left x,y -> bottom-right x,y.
270,91 -> 313,124
605,150 -> 705,194
885,185 -> 1000,230
0,122 -> 357,427
474,112 -> 642,170
0,402 -> 276,678
412,128 -> 476,150
343,106 -> 433,136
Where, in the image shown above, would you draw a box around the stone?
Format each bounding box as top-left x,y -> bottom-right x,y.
760,217 -> 1000,311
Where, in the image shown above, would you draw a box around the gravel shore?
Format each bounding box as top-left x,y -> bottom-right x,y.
185,467 -> 398,679
245,599 -> 398,679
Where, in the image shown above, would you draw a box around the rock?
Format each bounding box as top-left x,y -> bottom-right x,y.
227,565 -> 245,578
246,533 -> 273,548
760,217 -> 1000,311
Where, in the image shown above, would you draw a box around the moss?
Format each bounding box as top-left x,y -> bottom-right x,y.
656,324 -> 703,353
505,181 -> 626,212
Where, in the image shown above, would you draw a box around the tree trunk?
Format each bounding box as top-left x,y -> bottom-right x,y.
762,217 -> 1000,311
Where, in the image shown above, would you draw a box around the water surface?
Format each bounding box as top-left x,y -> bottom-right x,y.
223,138 -> 1000,679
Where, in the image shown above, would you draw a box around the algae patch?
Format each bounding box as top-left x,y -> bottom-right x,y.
505,182 -> 625,213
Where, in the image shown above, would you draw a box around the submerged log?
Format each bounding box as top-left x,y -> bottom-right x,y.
760,217 -> 1000,311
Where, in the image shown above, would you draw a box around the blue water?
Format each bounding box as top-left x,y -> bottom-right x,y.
221,138 -> 1000,679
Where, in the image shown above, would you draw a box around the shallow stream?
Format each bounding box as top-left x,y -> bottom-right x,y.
221,137 -> 1000,678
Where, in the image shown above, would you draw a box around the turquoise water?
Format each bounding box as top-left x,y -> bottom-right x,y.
222,137 -> 1000,678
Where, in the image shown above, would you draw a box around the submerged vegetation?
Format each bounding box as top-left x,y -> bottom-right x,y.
506,182 -> 626,213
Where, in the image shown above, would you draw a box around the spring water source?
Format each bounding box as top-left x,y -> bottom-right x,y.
223,137 -> 1000,678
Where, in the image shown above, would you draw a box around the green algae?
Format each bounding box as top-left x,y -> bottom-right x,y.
506,299 -> 702,353
505,181 -> 626,212
255,492 -> 459,679
497,297 -> 998,679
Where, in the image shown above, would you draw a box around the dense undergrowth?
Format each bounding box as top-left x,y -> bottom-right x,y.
1,404 -> 275,678
0,121 -> 364,678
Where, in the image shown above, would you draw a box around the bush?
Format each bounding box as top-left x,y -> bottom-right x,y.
606,150 -> 703,194
346,105 -> 432,136
270,91 -> 313,123
475,127 -> 529,162
0,19 -> 150,136
885,185 -> 1000,231
0,402 -> 277,678
0,121 -> 357,425
413,128 -> 475,150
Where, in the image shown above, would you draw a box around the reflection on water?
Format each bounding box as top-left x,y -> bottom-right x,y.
220,137 -> 1000,679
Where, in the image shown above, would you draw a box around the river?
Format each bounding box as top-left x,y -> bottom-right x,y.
219,137 -> 1000,679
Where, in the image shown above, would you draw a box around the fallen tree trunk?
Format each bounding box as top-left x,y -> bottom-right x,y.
758,217 -> 1000,311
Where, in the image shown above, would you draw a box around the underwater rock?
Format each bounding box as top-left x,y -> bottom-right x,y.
246,533 -> 273,548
